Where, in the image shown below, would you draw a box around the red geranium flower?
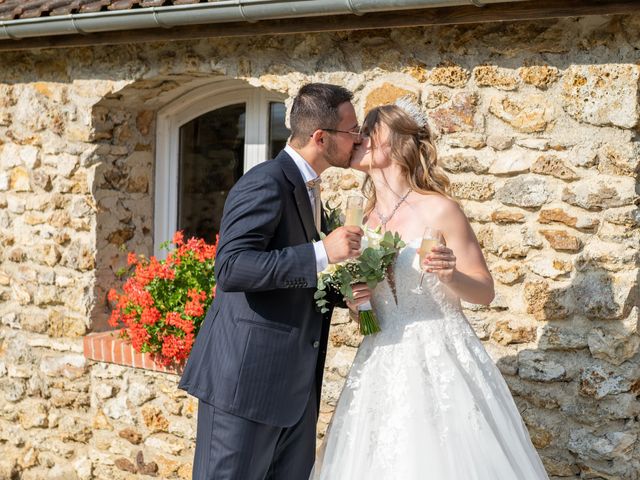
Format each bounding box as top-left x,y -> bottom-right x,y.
108,232 -> 218,367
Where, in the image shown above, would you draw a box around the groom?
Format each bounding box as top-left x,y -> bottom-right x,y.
179,83 -> 371,479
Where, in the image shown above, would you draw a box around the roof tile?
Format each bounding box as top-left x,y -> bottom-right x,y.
0,0 -> 211,20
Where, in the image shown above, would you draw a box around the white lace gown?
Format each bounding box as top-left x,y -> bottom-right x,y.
312,239 -> 549,480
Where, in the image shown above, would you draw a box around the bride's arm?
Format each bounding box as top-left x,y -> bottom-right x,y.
422,199 -> 495,305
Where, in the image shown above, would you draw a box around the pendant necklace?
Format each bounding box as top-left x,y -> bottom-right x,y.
375,189 -> 412,229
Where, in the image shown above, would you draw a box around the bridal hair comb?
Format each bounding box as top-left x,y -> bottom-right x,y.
394,96 -> 429,129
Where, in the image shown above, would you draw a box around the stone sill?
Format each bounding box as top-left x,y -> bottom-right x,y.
83,332 -> 183,375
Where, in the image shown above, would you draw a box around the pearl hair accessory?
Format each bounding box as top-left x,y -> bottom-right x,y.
394,96 -> 429,129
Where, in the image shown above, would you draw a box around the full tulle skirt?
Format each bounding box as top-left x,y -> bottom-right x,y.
312,241 -> 548,480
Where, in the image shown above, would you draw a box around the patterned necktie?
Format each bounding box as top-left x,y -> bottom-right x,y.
306,177 -> 322,233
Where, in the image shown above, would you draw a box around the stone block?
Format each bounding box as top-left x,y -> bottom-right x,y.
518,350 -> 566,382
573,271 -> 636,320
539,229 -> 582,252
423,88 -> 450,109
473,65 -> 519,90
7,195 -> 26,214
141,405 -> 169,433
43,153 -> 79,177
450,179 -> 494,201
530,155 -> 578,181
34,243 -> 61,267
496,177 -> 551,208
489,94 -> 556,133
144,434 -> 187,456
568,429 -> 636,461
515,138 -> 551,151
491,262 -> 525,285
578,365 -> 632,399
39,354 -> 87,379
9,167 -> 31,192
603,206 -> 640,227
168,417 -> 194,440
402,60 -> 428,83
59,240 -> 95,272
427,63 -> 469,88
59,415 -> 92,442
486,134 -> 514,151
329,321 -> 362,349
597,143 -> 639,177
538,208 -> 599,231
440,153 -> 488,174
488,150 -> 532,175
490,209 -> 526,224
92,409 -> 113,431
491,319 -> 536,345
574,240 -> 638,272
428,92 -> 478,134
18,402 -> 48,429
562,64 -> 639,129
136,110 -> 154,136
0,172 -> 8,192
524,280 -> 570,321
528,255 -> 572,279
442,132 -> 486,149
364,83 -> 415,112
128,381 -> 156,407
563,176 -> 634,211
588,327 -> 640,366
519,65 -> 559,89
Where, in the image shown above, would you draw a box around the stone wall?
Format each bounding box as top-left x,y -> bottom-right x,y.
0,13 -> 639,479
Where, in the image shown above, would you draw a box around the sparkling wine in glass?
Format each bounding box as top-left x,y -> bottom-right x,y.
345,195 -> 364,227
412,227 -> 444,294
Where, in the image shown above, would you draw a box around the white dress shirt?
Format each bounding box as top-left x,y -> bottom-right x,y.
284,144 -> 329,273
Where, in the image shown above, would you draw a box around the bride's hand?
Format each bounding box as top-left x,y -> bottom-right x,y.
422,245 -> 457,284
345,283 -> 372,321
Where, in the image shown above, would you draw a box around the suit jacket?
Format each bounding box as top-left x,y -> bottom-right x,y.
179,150 -> 338,428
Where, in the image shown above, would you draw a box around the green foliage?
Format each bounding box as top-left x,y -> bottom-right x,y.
324,199 -> 343,233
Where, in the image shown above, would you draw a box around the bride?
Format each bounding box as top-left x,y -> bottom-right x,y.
312,100 -> 549,479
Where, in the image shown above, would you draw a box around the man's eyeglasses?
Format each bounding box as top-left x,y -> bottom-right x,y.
319,128 -> 362,139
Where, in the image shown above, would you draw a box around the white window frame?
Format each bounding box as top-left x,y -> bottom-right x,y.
154,80 -> 287,256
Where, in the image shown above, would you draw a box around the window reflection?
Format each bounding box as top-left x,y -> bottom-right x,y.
269,102 -> 290,159
178,104 -> 245,244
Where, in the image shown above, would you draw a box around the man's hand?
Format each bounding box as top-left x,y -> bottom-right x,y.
322,226 -> 363,264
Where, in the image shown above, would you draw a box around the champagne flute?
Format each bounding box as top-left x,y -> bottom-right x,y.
345,195 -> 372,315
412,227 -> 444,294
344,195 -> 364,227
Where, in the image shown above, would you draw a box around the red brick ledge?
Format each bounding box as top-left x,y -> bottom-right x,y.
83,332 -> 183,375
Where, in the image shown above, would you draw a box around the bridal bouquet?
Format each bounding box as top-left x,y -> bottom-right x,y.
315,228 -> 405,335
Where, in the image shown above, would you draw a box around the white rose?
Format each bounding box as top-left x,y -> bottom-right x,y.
365,228 -> 383,249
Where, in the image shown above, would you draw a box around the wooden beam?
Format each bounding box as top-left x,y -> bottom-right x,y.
0,0 -> 638,52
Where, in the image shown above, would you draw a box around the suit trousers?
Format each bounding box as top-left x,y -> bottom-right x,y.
192,383 -> 318,480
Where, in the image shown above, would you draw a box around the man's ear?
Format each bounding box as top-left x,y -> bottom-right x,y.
310,129 -> 325,146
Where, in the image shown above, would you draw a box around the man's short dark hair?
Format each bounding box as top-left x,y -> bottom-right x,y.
289,83 -> 353,146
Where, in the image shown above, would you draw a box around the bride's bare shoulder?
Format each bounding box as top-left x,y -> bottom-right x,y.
411,192 -> 464,220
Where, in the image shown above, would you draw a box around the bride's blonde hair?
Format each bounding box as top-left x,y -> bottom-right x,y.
360,104 -> 454,217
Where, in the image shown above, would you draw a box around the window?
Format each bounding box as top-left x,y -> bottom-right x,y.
155,80 -> 290,253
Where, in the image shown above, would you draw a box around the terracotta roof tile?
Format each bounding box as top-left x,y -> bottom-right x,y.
0,0 -> 208,20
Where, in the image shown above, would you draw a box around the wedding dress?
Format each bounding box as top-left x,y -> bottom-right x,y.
312,239 -> 549,479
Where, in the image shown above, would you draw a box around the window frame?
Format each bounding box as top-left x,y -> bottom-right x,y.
154,80 -> 287,256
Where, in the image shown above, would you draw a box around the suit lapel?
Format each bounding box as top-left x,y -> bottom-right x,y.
276,151 -> 318,243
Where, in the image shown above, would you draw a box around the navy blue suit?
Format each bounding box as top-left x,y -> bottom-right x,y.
179,151 -> 337,479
